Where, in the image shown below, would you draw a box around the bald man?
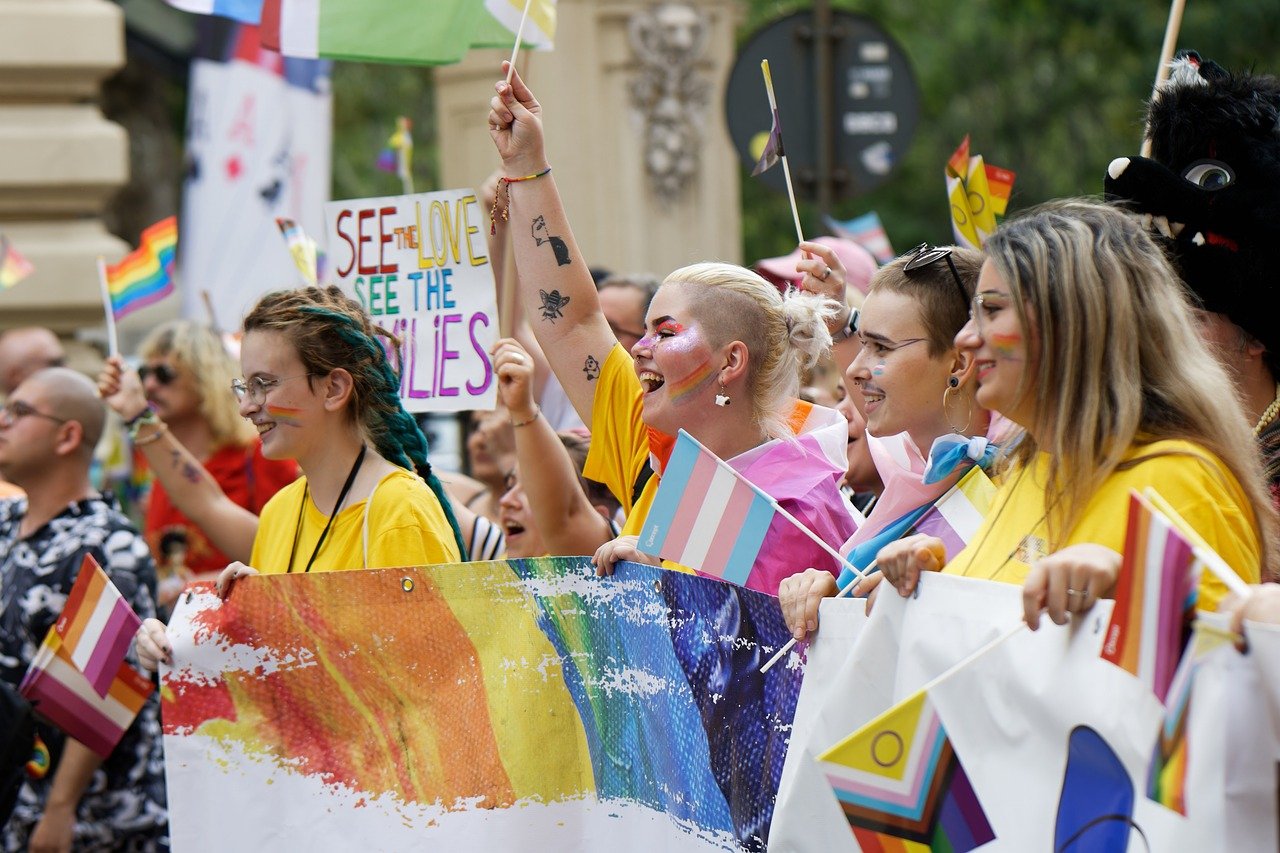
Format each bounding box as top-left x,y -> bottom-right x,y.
0,368 -> 168,850
0,327 -> 65,397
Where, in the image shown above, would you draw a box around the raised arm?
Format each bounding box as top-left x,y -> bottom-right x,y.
492,338 -> 612,554
97,356 -> 257,563
488,62 -> 620,430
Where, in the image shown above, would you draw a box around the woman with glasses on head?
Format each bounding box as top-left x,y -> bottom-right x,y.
872,199 -> 1274,627
488,64 -> 858,595
778,241 -> 1005,640
98,320 -> 298,594
128,286 -> 466,671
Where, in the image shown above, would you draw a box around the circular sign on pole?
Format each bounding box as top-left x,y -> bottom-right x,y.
725,11 -> 920,202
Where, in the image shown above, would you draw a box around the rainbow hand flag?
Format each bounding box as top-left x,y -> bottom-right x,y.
1,234 -> 36,290
639,430 -> 779,586
1101,489 -> 1201,704
55,555 -> 145,697
104,216 -> 178,319
945,135 -> 1016,250
819,688 -> 996,850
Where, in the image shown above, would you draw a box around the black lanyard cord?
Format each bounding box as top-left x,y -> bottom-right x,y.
288,444 -> 367,574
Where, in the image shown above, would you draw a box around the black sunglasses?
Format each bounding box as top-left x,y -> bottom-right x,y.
902,243 -> 969,307
138,364 -> 179,385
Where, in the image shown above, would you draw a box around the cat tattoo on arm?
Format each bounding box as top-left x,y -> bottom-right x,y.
532,215 -> 572,266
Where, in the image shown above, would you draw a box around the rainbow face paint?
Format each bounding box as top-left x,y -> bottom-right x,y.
266,405 -> 304,427
871,366 -> 885,377
666,359 -> 718,404
989,332 -> 1022,360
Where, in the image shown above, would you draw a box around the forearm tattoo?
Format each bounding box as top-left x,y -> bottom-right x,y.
532,215 -> 572,266
583,355 -> 600,381
538,289 -> 570,323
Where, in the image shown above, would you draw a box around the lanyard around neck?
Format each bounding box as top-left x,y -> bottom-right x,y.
289,444 -> 367,574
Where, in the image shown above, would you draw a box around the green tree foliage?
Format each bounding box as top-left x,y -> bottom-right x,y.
738,0 -> 1280,261
330,64 -> 439,201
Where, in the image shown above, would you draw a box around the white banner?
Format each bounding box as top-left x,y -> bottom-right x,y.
322,189 -> 498,413
180,36 -> 332,331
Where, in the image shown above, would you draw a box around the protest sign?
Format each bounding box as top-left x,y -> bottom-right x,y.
323,189 -> 498,413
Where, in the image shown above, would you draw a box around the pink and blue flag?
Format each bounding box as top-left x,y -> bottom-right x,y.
164,0 -> 263,23
825,211 -> 894,264
640,430 -> 778,586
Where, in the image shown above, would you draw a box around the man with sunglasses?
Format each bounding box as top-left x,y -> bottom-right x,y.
0,368 -> 167,850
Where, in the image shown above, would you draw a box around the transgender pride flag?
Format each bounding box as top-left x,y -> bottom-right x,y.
54,555 -> 144,698
640,430 -> 778,586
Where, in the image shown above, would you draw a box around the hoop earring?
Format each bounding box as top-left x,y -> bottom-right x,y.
942,383 -> 972,434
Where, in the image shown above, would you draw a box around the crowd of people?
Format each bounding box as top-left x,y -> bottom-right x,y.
2,57 -> 1279,850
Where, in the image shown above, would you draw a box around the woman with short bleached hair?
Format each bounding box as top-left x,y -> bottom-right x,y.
874,199 -> 1277,624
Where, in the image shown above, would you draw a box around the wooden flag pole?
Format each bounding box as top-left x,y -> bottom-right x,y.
758,474 -> 970,673
761,60 -> 806,247
96,257 -> 119,358
200,290 -> 220,333
1140,0 -> 1188,157
505,0 -> 536,86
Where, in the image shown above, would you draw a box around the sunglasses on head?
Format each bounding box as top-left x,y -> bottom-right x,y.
138,364 -> 178,385
902,243 -> 969,307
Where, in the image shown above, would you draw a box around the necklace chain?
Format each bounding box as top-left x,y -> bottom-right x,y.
1253,382 -> 1280,437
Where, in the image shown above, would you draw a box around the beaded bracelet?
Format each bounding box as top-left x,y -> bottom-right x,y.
126,407 -> 159,441
490,166 -> 552,235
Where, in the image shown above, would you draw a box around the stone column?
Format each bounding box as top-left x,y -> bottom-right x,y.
434,0 -> 743,279
0,0 -> 128,358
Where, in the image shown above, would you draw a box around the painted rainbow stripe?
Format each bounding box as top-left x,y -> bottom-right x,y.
987,332 -> 1021,359
666,359 -> 717,403
819,690 -> 996,851
105,216 -> 178,319
54,555 -> 143,697
1102,492 -> 1198,703
266,404 -> 304,426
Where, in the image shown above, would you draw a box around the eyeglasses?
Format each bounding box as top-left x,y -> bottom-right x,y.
903,243 -> 970,308
138,364 -> 178,385
0,400 -> 68,429
231,373 -> 313,404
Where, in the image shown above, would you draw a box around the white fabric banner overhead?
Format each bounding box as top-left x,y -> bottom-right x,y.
180,26 -> 331,332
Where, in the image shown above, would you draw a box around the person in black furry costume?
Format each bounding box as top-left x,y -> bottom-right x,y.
1105,51 -> 1280,509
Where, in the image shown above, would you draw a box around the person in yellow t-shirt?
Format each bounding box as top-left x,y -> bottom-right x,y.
870,200 -> 1278,626
134,286 -> 463,670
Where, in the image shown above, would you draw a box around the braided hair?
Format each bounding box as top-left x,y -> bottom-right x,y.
243,286 -> 468,559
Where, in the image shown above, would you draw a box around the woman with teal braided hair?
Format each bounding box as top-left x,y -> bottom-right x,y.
134,286 -> 464,670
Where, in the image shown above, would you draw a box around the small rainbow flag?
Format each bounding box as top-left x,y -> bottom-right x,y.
945,135 -> 1016,250
1,234 -> 36,290
639,430 -> 778,586
1101,490 -> 1200,704
275,217 -> 318,286
104,216 -> 178,319
55,555 -> 145,697
819,688 -> 996,851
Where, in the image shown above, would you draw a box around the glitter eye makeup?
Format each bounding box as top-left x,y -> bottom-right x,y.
655,320 -> 686,336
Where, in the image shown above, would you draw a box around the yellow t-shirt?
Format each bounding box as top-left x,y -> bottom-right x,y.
944,439 -> 1261,611
250,467 -> 460,573
583,344 -> 660,538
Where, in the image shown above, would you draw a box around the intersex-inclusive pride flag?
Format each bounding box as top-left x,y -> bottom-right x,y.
909,466 -> 997,561
104,216 -> 178,320
825,211 -> 894,265
164,0 -> 263,23
262,0 -> 556,64
946,135 -> 1016,250
818,687 -> 997,851
1101,489 -> 1201,704
274,217 -> 318,286
54,555 -> 145,698
19,556 -> 153,758
160,558 -> 802,849
639,430 -> 779,586
1,234 -> 36,290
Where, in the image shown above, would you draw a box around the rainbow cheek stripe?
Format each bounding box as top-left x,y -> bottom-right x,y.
988,332 -> 1022,360
871,366 -> 885,377
266,405 -> 304,427
667,360 -> 717,404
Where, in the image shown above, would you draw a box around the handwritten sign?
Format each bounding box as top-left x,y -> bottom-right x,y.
323,189 -> 497,412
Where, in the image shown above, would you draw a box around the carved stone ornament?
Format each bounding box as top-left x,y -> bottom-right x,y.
628,3 -> 711,204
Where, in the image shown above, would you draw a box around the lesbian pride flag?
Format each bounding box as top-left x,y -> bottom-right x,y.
1101,490 -> 1200,703
105,216 -> 178,320
55,555 -> 144,697
639,430 -> 778,586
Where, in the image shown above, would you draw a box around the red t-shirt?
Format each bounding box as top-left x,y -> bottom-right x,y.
144,440 -> 298,578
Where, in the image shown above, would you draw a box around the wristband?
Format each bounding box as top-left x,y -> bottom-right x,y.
490,165 -> 552,235
510,405 -> 541,428
834,305 -> 860,341
126,407 -> 159,440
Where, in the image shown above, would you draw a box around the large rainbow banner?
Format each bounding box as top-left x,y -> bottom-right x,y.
161,558 -> 802,850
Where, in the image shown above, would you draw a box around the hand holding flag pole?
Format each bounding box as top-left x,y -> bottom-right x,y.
753,60 -> 805,247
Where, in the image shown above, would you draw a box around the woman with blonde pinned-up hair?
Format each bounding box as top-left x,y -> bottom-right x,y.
872,199 -> 1277,627
486,62 -> 858,594
131,285 -> 466,671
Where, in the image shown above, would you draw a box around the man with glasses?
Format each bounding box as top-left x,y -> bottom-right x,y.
0,368 -> 168,850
